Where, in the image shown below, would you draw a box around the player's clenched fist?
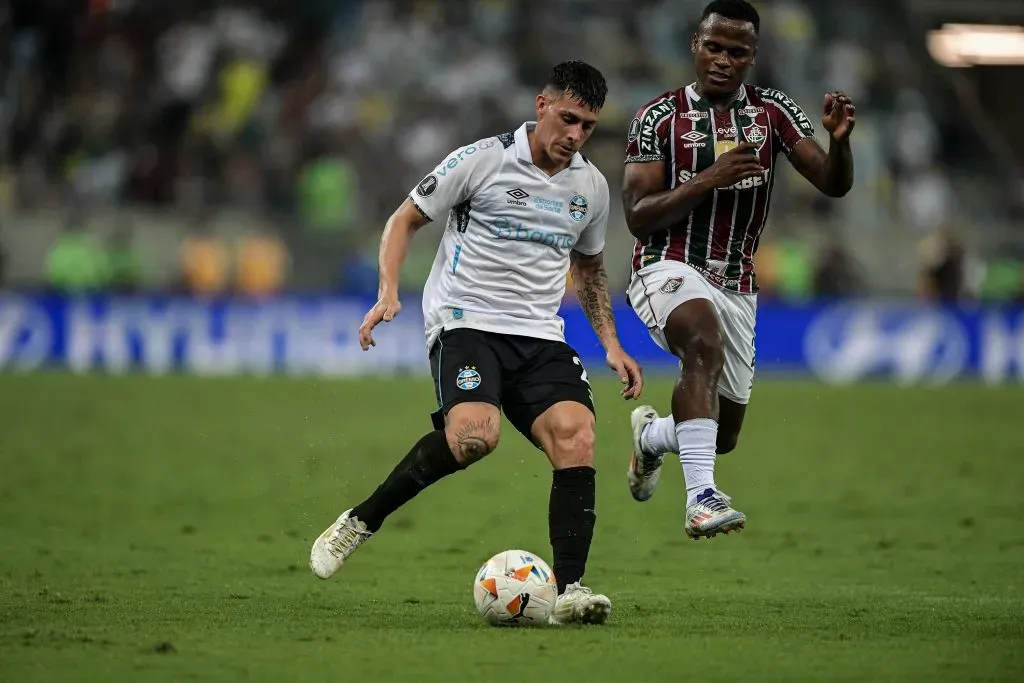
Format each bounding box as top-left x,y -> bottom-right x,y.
704,142 -> 764,189
358,294 -> 402,350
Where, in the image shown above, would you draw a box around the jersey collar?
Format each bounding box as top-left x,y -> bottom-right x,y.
515,122 -> 587,170
685,82 -> 748,108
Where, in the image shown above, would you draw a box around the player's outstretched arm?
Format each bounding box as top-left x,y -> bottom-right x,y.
358,199 -> 431,350
787,90 -> 855,198
569,249 -> 643,399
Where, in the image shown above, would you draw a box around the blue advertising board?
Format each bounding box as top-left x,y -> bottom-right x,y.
1,294 -> 1023,384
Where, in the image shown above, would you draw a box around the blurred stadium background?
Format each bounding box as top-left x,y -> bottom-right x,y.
2,1 -> 1023,680
1,0 -> 1024,378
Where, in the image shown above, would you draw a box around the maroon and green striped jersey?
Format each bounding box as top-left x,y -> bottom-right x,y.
624,83 -> 815,293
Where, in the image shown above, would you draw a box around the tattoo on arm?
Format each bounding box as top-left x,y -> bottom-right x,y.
571,253 -> 617,348
454,417 -> 495,462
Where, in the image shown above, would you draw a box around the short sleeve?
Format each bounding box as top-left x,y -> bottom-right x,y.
573,172 -> 608,256
408,138 -> 502,221
625,94 -> 676,164
759,88 -> 815,156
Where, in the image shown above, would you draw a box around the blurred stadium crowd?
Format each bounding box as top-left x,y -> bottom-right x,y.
1,0 -> 1022,301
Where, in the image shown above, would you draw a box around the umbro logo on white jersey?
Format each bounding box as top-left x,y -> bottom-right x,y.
506,188 -> 530,206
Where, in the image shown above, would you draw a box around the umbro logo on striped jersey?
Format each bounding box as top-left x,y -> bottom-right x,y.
680,130 -> 708,148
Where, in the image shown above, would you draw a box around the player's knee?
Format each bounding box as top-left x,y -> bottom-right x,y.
674,326 -> 724,373
546,414 -> 596,469
445,415 -> 500,466
665,301 -> 725,372
717,429 -> 739,455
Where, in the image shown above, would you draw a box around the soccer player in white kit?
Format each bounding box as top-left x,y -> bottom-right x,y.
310,62 -> 644,626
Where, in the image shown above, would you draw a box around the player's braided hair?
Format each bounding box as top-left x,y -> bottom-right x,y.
545,61 -> 607,111
701,0 -> 760,34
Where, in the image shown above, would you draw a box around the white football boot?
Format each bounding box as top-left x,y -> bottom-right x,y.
548,583 -> 612,625
627,406 -> 667,502
684,489 -> 746,539
309,509 -> 372,579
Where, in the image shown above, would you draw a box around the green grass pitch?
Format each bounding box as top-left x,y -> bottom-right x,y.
1,374 -> 1022,682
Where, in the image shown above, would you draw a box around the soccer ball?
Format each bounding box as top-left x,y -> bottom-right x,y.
473,549 -> 557,626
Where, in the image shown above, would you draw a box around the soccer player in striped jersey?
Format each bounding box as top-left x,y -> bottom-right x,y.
621,0 -> 855,538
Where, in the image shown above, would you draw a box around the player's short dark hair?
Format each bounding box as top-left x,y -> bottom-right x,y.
700,0 -> 760,34
545,61 -> 607,111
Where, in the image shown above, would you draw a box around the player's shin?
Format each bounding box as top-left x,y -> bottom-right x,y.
676,418 -> 718,506
548,466 -> 596,594
350,429 -> 463,532
672,371 -> 720,507
671,368 -> 747,538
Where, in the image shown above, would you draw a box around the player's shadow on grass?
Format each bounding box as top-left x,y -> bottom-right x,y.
296,594 -> 486,631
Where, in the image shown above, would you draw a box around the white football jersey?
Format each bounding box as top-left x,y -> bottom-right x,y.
409,121 -> 610,351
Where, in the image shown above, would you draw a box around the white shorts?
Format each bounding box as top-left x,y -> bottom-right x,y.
627,261 -> 757,404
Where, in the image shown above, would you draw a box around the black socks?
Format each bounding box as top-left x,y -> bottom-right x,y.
548,466 -> 596,594
351,433 -> 596,595
351,430 -> 462,532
